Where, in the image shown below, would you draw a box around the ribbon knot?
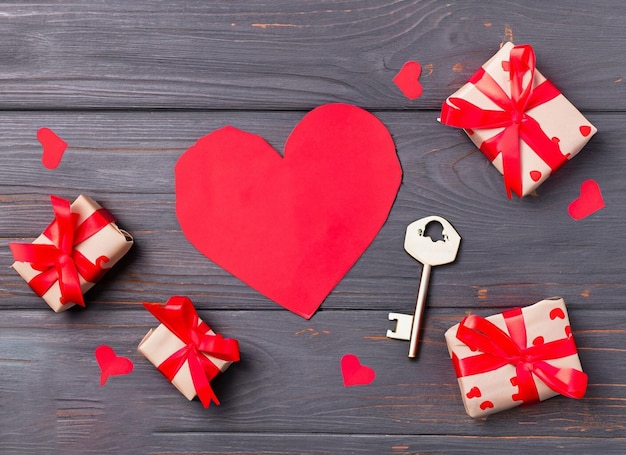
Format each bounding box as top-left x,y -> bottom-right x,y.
453,309 -> 587,404
10,195 -> 116,307
440,44 -> 566,198
143,296 -> 240,408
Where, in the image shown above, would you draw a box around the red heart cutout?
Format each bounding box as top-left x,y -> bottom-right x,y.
175,104 -> 402,319
37,127 -> 68,169
568,179 -> 605,220
393,61 -> 424,100
532,336 -> 544,345
95,345 -> 134,386
565,325 -> 572,337
341,354 -> 375,387
549,307 -> 566,320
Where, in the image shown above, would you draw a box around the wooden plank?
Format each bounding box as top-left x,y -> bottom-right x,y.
0,308 -> 623,455
0,0 -> 623,110
0,110 -> 621,311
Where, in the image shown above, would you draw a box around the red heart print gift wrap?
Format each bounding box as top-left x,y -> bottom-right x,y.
10,195 -> 134,312
444,297 -> 587,418
138,296 -> 240,408
440,43 -> 596,198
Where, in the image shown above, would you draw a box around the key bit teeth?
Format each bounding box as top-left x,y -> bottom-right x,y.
386,312 -> 413,341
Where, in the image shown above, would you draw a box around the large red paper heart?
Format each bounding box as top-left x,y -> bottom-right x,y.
95,345 -> 134,386
341,354 -> 376,387
568,179 -> 605,220
393,61 -> 424,100
37,127 -> 68,169
175,103 -> 401,319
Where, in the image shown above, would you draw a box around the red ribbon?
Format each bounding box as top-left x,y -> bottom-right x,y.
453,308 -> 587,404
9,195 -> 115,307
143,296 -> 241,407
440,44 -> 566,198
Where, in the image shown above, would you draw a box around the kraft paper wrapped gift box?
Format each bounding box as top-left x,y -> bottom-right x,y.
138,296 -> 240,407
10,195 -> 134,312
440,42 -> 597,198
444,297 -> 588,418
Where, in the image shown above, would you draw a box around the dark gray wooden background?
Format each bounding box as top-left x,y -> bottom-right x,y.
1,1 -> 625,454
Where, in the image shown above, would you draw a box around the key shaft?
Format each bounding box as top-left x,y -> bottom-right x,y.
408,262 -> 431,358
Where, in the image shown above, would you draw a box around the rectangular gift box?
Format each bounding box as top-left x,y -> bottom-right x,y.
444,297 -> 587,418
138,315 -> 233,403
11,195 -> 134,312
440,42 -> 597,197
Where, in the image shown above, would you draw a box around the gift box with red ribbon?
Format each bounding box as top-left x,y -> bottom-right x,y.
444,297 -> 587,418
138,296 -> 241,407
10,195 -> 134,312
440,42 -> 596,198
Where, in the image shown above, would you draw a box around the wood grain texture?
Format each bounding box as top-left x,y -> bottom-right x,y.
0,308 -> 624,455
1,1 -> 624,453
0,0 -> 623,110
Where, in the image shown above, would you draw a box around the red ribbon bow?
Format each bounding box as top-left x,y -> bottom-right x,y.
143,296 -> 241,407
9,195 -> 115,307
453,308 -> 587,404
440,44 -> 566,198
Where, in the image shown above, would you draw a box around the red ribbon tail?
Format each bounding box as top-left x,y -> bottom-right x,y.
188,354 -> 220,407
56,261 -> 85,307
532,361 -> 588,399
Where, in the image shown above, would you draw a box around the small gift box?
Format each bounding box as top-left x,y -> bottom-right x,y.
444,297 -> 587,418
138,296 -> 240,407
440,42 -> 597,198
10,195 -> 134,312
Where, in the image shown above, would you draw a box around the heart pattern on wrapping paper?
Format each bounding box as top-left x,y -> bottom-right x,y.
532,336 -> 544,345
466,386 -> 482,399
579,125 -> 592,137
480,400 -> 494,410
530,170 -> 542,182
550,307 -> 566,320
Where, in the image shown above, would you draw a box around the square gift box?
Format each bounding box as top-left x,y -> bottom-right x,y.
440,42 -> 597,198
10,194 -> 134,312
139,296 -> 241,407
444,297 -> 587,418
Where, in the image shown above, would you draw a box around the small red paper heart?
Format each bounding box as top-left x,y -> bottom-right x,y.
95,345 -> 134,386
568,179 -> 605,220
341,354 -> 375,387
392,61 -> 424,100
37,127 -> 68,169
565,325 -> 572,337
466,386 -> 482,399
550,307 -> 566,320
175,104 -> 402,319
579,125 -> 592,137
480,400 -> 494,410
530,170 -> 542,182
532,336 -> 544,345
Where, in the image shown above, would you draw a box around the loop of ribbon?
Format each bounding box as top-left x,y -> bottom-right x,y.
453,308 -> 587,404
143,296 -> 240,407
9,195 -> 115,307
440,44 -> 566,198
